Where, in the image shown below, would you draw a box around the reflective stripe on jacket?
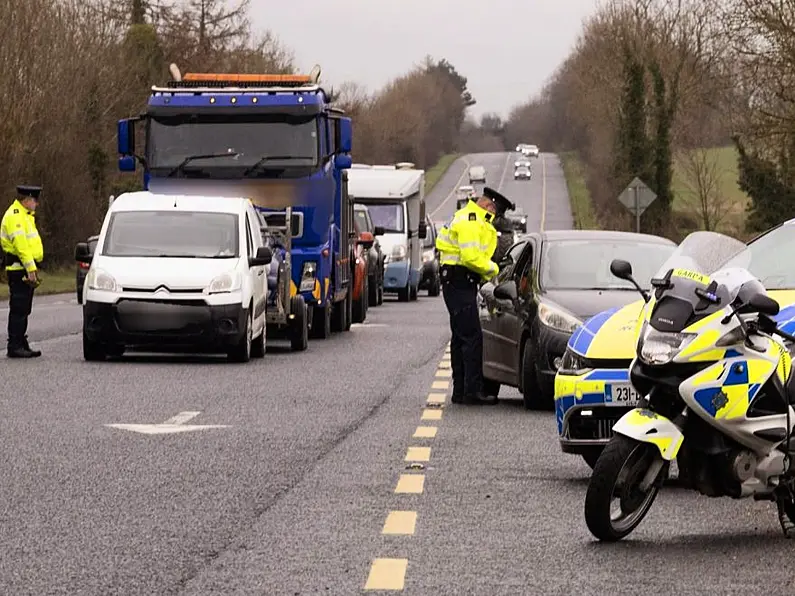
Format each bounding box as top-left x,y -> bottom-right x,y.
435,200 -> 498,281
1,199 -> 43,272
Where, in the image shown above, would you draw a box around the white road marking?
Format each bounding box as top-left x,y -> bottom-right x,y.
105,410 -> 230,435
540,154 -> 547,231
496,152 -> 512,192
350,323 -> 388,329
429,157 -> 472,218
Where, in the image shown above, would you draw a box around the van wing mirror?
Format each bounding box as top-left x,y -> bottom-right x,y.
374,225 -> 385,236
249,246 -> 273,267
75,242 -> 93,263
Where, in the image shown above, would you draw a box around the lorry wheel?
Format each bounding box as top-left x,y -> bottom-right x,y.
289,296 -> 308,351
310,301 -> 331,339
398,283 -> 410,302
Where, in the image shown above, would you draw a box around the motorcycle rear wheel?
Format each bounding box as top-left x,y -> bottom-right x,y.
584,434 -> 668,541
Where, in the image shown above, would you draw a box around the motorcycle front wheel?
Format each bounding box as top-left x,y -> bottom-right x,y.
584,434 -> 669,541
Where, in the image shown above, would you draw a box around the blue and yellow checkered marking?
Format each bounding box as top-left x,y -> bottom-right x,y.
692,359 -> 764,419
554,367 -> 631,435
568,307 -> 620,355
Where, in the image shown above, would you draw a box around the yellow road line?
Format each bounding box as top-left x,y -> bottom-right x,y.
431,380 -> 449,390
540,154 -> 547,231
413,426 -> 438,438
435,369 -> 452,378
426,392 -> 446,404
395,474 -> 425,493
364,558 -> 408,590
382,511 -> 418,535
421,409 -> 443,421
405,447 -> 431,462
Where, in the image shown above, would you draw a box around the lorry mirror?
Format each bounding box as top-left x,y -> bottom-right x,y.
358,231 -> 374,249
374,225 -> 385,236
117,119 -> 135,155
290,213 -> 303,237
75,242 -> 92,263
249,246 -> 273,267
418,221 -> 427,239
335,154 -> 352,170
339,118 -> 352,153
118,156 -> 136,172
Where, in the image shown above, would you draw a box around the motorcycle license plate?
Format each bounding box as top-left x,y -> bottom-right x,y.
605,383 -> 639,406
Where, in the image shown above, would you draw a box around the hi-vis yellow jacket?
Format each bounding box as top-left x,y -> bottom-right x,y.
436,199 -> 498,281
1,199 -> 43,272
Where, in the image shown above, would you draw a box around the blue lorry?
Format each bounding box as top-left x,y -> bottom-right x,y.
114,64 -> 357,341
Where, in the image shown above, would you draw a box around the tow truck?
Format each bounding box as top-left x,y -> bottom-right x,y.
114,64 -> 356,343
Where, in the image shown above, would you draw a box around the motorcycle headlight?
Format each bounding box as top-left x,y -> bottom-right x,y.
639,328 -> 696,365
299,261 -> 317,292
558,347 -> 593,375
422,249 -> 435,263
206,271 -> 242,294
86,268 -> 119,292
538,302 -> 583,334
391,244 -> 407,262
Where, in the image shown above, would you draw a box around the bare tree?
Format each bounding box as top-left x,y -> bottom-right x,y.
675,147 -> 731,230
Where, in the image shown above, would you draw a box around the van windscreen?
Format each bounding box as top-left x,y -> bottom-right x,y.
103,211 -> 239,258
362,203 -> 404,233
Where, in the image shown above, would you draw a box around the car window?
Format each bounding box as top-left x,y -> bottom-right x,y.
354,208 -> 371,234
245,213 -> 254,257
495,241 -> 527,283
516,245 -> 535,297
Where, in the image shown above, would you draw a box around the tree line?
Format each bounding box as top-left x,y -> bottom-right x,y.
2,0 -> 475,263
466,0 -> 795,240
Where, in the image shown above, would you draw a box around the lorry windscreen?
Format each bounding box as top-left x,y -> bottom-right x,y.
363,203 -> 405,233
146,114 -> 319,171
103,211 -> 240,258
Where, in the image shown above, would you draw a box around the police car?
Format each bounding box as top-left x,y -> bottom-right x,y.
75,191 -> 273,362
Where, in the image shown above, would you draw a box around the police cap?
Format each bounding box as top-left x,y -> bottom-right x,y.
482,187 -> 514,215
17,185 -> 42,200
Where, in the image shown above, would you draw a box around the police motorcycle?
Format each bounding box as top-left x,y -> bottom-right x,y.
584,230 -> 795,541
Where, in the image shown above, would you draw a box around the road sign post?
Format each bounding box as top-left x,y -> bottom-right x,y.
618,178 -> 657,233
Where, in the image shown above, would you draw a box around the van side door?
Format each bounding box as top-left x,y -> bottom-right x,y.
245,207 -> 267,324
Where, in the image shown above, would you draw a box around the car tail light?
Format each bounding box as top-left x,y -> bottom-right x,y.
79,262 -> 90,269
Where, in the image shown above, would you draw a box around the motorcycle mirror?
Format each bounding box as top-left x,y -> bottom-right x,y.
610,259 -> 633,280
749,293 -> 780,316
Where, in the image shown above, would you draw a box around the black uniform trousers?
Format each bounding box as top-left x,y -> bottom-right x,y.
441,266 -> 483,397
6,270 -> 34,350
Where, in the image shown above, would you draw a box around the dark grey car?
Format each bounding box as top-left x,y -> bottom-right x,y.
354,203 -> 385,306
419,217 -> 440,296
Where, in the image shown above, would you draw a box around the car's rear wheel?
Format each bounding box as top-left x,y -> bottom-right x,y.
353,277 -> 368,323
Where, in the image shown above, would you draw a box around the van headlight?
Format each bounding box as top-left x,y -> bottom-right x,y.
538,302 -> 583,334
86,268 -> 119,292
639,328 -> 696,365
391,245 -> 407,262
300,261 -> 317,292
422,249 -> 435,263
206,271 -> 242,294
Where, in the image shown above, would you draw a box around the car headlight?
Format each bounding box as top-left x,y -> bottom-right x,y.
520,218 -> 526,224
86,268 -> 119,292
558,347 -> 593,375
538,302 -> 583,334
206,271 -> 242,294
422,249 -> 435,263
391,244 -> 407,262
639,327 -> 696,365
299,261 -> 317,292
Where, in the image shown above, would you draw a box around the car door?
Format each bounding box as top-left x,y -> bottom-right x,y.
481,240 -> 528,384
496,239 -> 536,381
245,209 -> 267,327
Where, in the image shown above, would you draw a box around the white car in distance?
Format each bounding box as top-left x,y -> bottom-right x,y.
75,191 -> 273,363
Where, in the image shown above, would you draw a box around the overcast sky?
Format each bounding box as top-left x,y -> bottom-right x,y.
249,0 -> 600,120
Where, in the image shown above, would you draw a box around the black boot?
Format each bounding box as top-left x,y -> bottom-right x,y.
451,393 -> 465,404
23,337 -> 41,357
464,392 -> 498,406
7,346 -> 36,358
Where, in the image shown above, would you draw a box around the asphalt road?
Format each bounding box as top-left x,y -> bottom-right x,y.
2,154 -> 794,595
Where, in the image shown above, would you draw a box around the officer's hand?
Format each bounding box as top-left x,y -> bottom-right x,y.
26,271 -> 38,284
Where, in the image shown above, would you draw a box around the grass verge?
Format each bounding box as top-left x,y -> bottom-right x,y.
425,154 -> 461,194
560,151 -> 599,229
0,267 -> 75,300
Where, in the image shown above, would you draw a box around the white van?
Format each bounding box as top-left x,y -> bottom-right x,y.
347,163 -> 427,302
468,165 -> 486,184
75,191 -> 273,362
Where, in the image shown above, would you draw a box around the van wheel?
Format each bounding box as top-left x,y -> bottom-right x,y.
398,282 -> 410,302
310,301 -> 331,339
251,317 -> 266,359
289,296 -> 309,351
428,274 -> 440,297
83,334 -> 106,361
228,311 -> 252,363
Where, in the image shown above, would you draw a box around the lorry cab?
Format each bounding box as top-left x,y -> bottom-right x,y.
348,163 -> 427,302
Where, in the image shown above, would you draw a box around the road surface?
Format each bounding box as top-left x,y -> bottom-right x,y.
1,153 -> 792,595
